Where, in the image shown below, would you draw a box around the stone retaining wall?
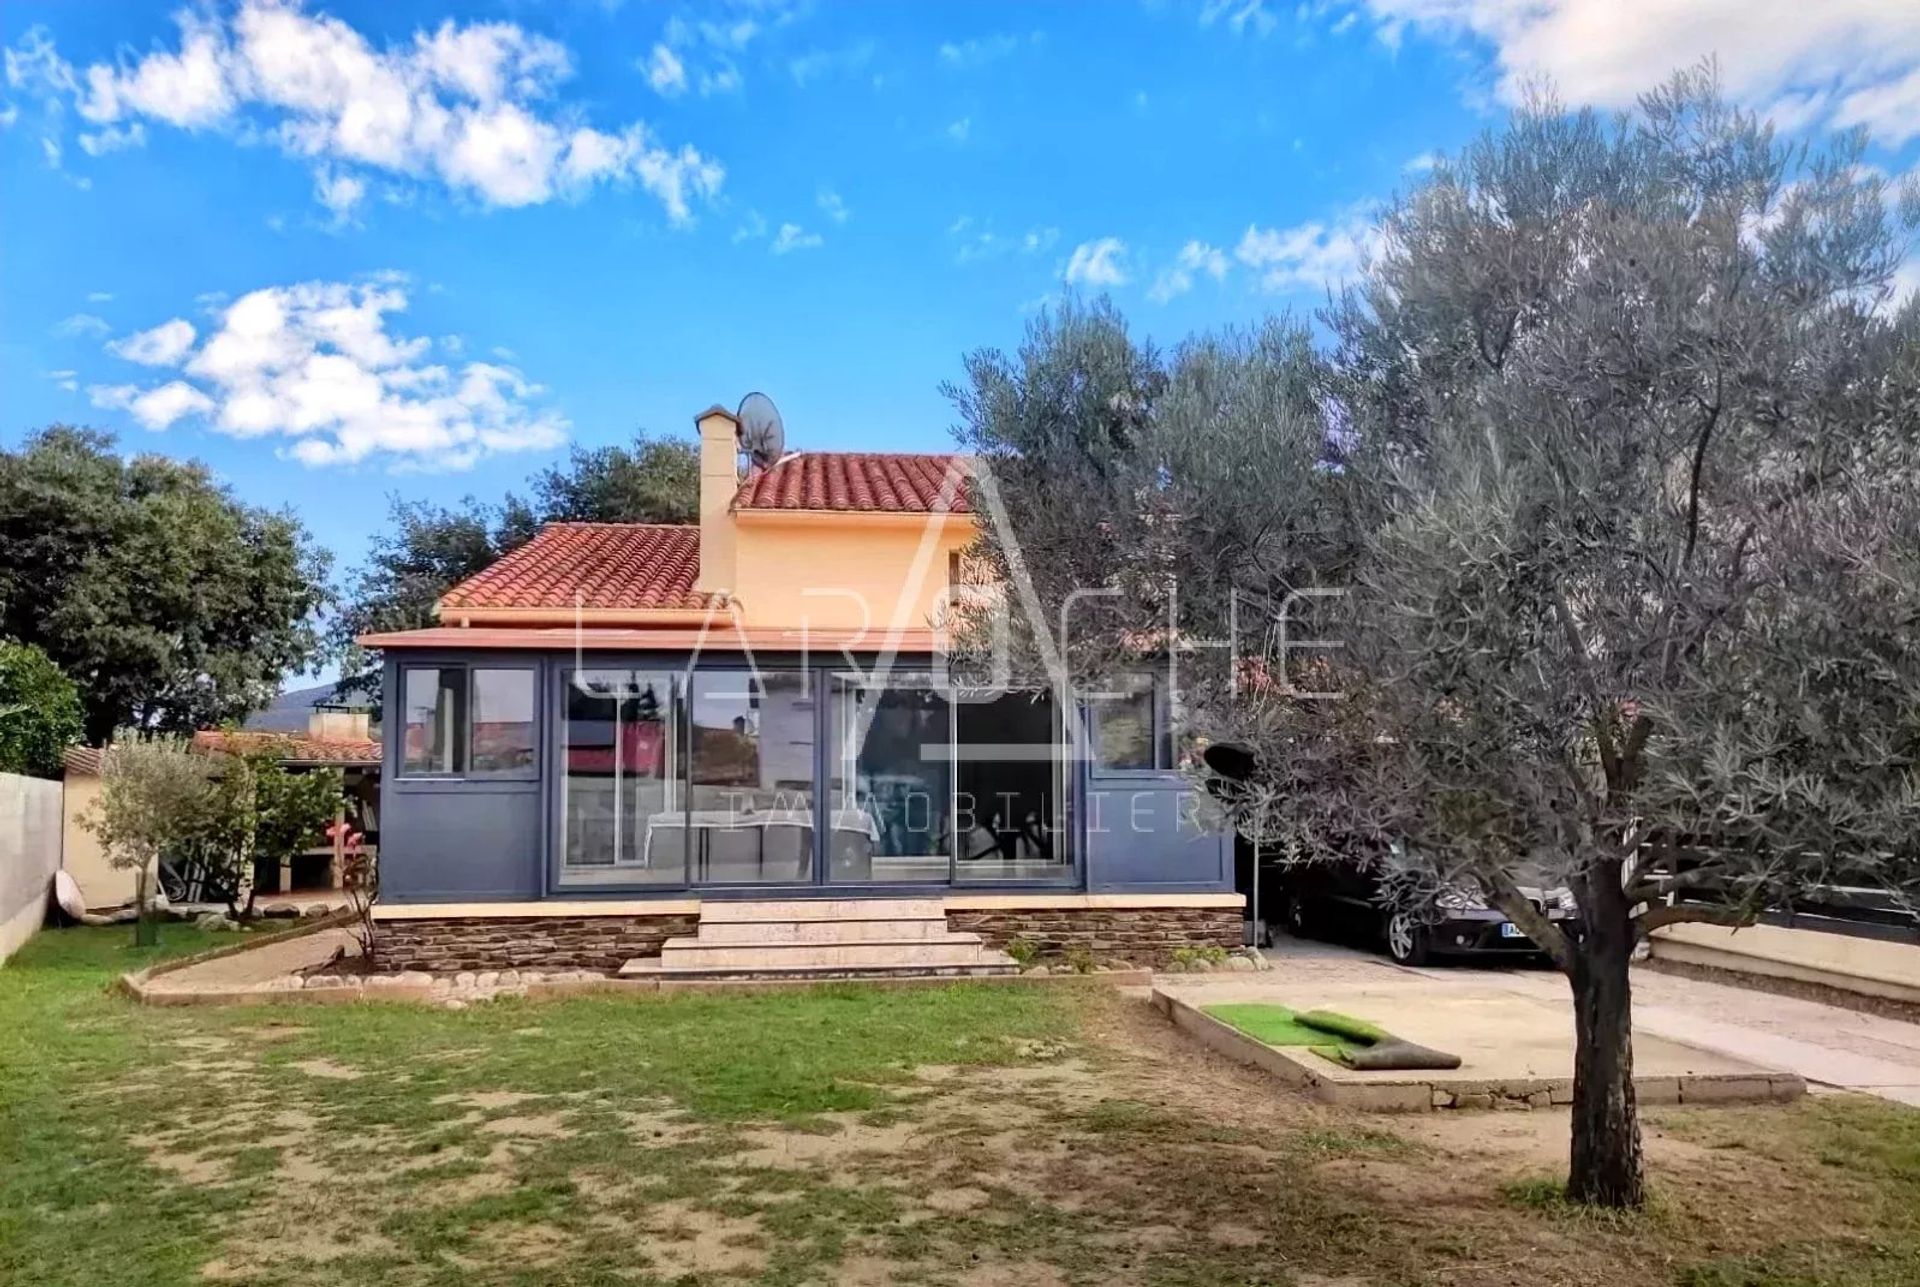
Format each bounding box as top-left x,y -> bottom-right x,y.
377,914 -> 699,973
948,906 -> 1240,966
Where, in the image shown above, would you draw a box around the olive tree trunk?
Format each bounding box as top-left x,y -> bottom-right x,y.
1565,873 -> 1645,1207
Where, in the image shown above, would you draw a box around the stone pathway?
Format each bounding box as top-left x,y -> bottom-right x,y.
141,928 -> 358,995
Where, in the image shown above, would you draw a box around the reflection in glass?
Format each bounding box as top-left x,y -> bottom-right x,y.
683,671 -> 815,883
560,670 -> 680,885
402,667 -> 465,776
952,688 -> 1070,882
830,675 -> 952,882
470,668 -> 536,776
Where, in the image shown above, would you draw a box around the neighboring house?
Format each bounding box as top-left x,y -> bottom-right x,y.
243,681 -> 377,735
357,404 -> 1241,971
59,715 -> 381,909
58,746 -> 129,910
190,726 -> 382,894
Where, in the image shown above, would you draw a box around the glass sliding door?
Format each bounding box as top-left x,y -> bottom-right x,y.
828,673 -> 952,882
684,671 -> 816,884
952,688 -> 1072,883
558,669 -> 683,886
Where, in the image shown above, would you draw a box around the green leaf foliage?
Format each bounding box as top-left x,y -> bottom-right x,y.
0,641 -> 84,777
0,427 -> 330,745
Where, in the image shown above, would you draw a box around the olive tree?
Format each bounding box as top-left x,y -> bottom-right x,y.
953,72 -> 1920,1210
1291,74 -> 1920,1206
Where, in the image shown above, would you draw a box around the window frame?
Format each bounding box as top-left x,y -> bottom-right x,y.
1083,673 -> 1172,778
396,662 -> 540,783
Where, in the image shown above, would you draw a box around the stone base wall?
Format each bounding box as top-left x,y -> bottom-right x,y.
948,906 -> 1241,966
377,915 -> 699,974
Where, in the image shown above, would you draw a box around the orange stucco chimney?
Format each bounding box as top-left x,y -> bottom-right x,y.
693,404 -> 741,594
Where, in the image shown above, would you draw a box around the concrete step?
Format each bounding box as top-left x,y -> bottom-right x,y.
693,918 -> 965,945
659,937 -> 994,971
696,898 -> 948,924
620,957 -> 1019,981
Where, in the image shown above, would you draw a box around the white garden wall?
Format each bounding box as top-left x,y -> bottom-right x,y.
0,773 -> 63,963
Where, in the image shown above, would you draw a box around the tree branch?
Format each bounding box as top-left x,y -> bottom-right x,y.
1635,902 -> 1757,938
1482,867 -> 1576,973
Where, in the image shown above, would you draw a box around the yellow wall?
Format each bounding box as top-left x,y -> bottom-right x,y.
730,512 -> 976,634
61,776 -> 137,910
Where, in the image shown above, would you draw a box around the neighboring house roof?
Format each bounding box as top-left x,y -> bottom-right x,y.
243,680 -> 373,733
191,730 -> 382,766
439,522 -> 712,613
62,746 -> 105,777
62,734 -> 381,776
734,452 -> 973,514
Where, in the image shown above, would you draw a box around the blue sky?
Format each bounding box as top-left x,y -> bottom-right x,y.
4,0 -> 1918,606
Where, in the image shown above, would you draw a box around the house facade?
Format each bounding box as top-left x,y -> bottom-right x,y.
360,405 -> 1242,972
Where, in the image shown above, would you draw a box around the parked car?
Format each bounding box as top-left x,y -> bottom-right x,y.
1271,859 -> 1576,965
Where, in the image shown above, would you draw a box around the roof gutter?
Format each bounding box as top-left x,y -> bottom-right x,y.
434,605 -> 741,628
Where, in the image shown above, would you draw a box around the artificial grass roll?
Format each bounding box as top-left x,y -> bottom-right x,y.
1295,1009 -> 1392,1045
1204,1003 -> 1365,1050
1331,1040 -> 1463,1071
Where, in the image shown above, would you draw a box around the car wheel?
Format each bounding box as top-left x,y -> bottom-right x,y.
1385,912 -> 1430,966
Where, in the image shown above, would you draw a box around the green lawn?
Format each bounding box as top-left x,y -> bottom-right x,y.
4,925 -> 1918,1287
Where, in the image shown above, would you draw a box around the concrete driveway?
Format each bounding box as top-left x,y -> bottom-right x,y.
1250,931 -> 1920,1108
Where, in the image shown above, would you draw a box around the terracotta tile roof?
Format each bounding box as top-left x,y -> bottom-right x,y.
63,746 -> 105,777
438,523 -> 710,612
192,730 -> 383,765
733,452 -> 973,513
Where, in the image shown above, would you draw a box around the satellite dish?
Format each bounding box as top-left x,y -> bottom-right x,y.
736,391 -> 786,469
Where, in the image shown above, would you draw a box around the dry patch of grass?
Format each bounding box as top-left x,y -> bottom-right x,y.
3,927 -> 1917,1286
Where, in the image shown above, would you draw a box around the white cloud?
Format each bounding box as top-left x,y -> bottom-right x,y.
53,312 -> 110,338
816,186 -> 849,223
108,318 -> 197,366
1403,150 -> 1438,173
1148,240 -> 1230,303
1200,0 -> 1281,38
732,208 -> 768,243
44,369 -> 78,392
1359,1 -> 1920,145
946,116 -> 971,143
788,42 -> 874,87
90,379 -> 216,431
952,218 -> 1057,264
1063,237 -> 1130,288
313,165 -> 365,221
85,276 -> 566,468
85,291 -> 113,303
1234,212 -> 1378,293
770,222 -> 822,254
937,33 -> 1039,69
9,4 -> 724,222
699,63 -> 742,95
643,43 -> 687,97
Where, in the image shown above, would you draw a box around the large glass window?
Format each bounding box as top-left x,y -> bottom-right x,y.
830,674 -> 952,882
402,667 -> 465,776
559,670 -> 680,884
471,668 -> 537,777
684,671 -> 816,884
952,688 -> 1071,883
400,666 -> 536,779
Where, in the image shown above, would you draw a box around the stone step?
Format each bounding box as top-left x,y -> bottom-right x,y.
693,918 -> 965,945
696,898 -> 948,924
659,938 -> 995,971
620,957 -> 1018,981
